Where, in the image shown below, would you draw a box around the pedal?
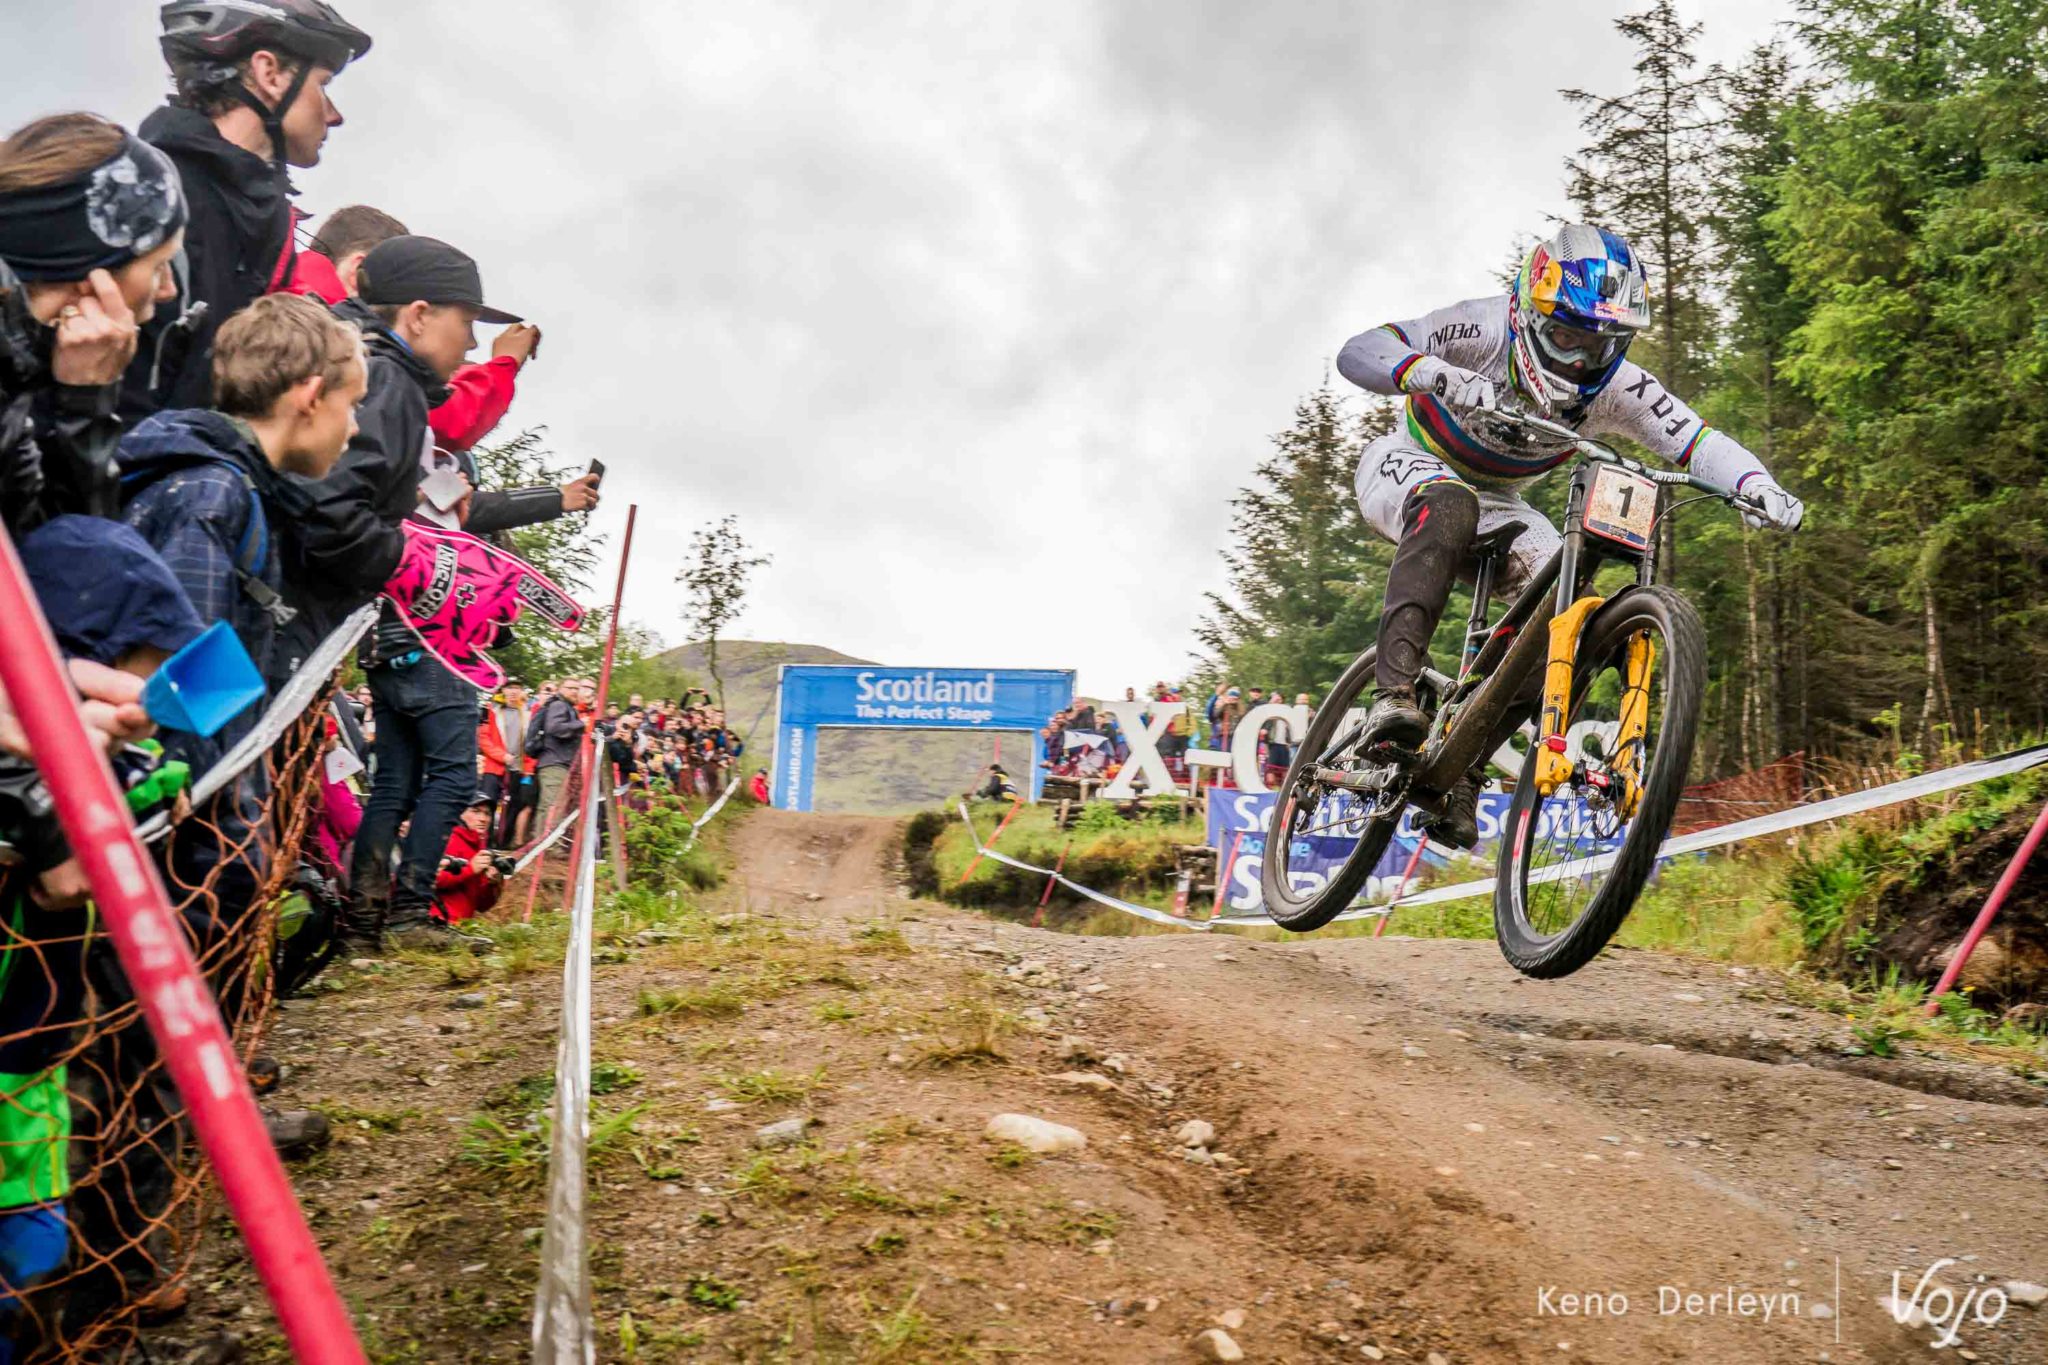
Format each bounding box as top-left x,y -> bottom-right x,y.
1362,739 -> 1423,768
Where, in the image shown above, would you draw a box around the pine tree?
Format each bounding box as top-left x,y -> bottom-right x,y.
1196,386 -> 1394,694
1563,1 -> 1723,576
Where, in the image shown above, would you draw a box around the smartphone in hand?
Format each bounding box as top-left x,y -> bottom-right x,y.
587,458 -> 606,486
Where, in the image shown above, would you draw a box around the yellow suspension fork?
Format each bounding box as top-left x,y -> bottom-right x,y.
1610,630 -> 1657,818
1533,595 -> 1605,798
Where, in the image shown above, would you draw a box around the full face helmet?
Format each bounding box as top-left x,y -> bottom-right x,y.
1507,223 -> 1651,414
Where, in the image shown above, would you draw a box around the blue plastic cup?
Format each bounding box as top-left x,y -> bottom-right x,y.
142,621 -> 266,738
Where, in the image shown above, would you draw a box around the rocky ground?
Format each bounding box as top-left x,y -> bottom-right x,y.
153,810 -> 2047,1363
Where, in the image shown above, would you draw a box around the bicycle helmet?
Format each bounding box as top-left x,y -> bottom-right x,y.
160,1 -> 371,164
1507,223 -> 1650,414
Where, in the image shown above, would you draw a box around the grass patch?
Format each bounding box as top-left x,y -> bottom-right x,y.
714,1066 -> 826,1106
917,995 -> 1015,1068
815,1000 -> 859,1023
1054,1208 -> 1121,1245
1781,964 -> 2048,1070
853,923 -> 913,956
861,1230 -> 909,1258
639,984 -> 745,1018
684,1273 -> 742,1312
312,1102 -> 418,1133
864,1287 -> 929,1361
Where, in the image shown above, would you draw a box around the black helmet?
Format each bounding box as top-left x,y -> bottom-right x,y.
159,0 -> 372,77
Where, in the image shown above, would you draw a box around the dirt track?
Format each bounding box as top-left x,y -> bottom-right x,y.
738,811 -> 2048,1363
166,809 -> 2048,1363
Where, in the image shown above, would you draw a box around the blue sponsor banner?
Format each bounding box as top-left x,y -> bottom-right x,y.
1205,788 -> 1625,916
772,665 -> 1075,812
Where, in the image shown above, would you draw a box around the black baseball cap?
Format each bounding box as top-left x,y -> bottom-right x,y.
357,235 -> 521,324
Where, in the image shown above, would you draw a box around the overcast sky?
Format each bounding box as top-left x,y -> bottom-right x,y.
9,0 -> 1795,698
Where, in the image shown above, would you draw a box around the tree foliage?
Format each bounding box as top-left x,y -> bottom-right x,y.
678,516 -> 772,712
1198,0 -> 2048,768
471,428 -> 619,685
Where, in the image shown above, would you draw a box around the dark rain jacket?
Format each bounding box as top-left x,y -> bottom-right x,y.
119,104 -> 296,422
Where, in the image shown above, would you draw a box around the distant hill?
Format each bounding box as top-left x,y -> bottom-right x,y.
645,640 -> 1032,815
651,640 -> 873,733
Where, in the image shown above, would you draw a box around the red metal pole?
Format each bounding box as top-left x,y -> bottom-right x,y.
564,507 -> 638,905
0,533 -> 365,1362
1210,828 -> 1246,918
522,744 -> 582,924
1033,836 -> 1072,925
1923,796 -> 2048,1015
1372,836 -> 1429,939
959,798 -> 1025,885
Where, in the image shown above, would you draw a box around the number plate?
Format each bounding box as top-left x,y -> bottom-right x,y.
1582,464 -> 1658,551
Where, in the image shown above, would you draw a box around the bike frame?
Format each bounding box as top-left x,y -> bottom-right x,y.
1400,414 -> 1754,802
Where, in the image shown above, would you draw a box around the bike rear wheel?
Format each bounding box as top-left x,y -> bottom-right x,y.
1258,646 -> 1404,931
1494,585 -> 1705,977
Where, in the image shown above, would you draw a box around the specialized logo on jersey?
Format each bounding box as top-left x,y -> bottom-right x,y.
1427,321 -> 1484,349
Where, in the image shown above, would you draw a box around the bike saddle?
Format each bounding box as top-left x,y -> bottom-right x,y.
1470,521 -> 1528,562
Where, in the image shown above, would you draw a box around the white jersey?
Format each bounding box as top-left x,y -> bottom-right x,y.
1337,294 -> 1767,495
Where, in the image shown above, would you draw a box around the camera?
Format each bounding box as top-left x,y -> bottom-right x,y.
489,853 -> 517,877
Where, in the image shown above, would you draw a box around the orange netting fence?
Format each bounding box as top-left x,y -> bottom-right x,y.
2,692 -> 337,1362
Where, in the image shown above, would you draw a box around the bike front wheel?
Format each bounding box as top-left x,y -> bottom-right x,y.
1493,585 -> 1705,977
1258,646 -> 1404,931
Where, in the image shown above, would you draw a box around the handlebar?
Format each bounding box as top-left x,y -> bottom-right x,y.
1430,376 -> 1761,514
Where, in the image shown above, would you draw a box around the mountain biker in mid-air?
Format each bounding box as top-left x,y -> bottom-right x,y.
1336,223 -> 1804,851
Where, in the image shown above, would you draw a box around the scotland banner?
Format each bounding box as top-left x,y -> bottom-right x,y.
1205,787 -> 1627,917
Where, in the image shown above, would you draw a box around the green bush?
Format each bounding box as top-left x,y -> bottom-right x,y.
622,801 -> 722,891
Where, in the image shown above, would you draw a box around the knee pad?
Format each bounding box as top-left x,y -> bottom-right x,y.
1399,478 -> 1480,546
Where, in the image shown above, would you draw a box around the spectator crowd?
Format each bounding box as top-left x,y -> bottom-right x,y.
0,2 -> 671,1352
1035,682 -> 1312,789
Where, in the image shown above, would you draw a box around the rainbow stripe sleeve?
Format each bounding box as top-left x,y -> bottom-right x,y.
1677,425 -> 1713,466
1390,353 -> 1424,389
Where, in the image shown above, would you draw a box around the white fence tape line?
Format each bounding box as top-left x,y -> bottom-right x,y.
532,743 -> 604,1365
953,802 -> 1201,931
135,604 -> 378,845
511,804 -> 581,876
1217,742 -> 2048,926
682,779 -> 741,851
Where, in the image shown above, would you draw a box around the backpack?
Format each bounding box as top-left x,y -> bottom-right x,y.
272,863 -> 344,997
121,452 -> 295,627
524,698 -> 556,758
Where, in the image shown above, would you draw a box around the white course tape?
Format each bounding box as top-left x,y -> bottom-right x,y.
954,802 -> 1201,931
532,740 -> 604,1365
135,605 -> 378,844
682,778 -> 741,850
1218,742 -> 2048,926
511,805 -> 581,875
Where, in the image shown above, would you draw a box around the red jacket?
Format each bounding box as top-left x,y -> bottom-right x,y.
478,712 -> 510,778
430,356 -> 519,452
289,248 -> 520,452
749,772 -> 771,804
288,240 -> 349,305
434,822 -> 503,923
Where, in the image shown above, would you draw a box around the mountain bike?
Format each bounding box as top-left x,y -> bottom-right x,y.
1258,406 -> 1769,977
